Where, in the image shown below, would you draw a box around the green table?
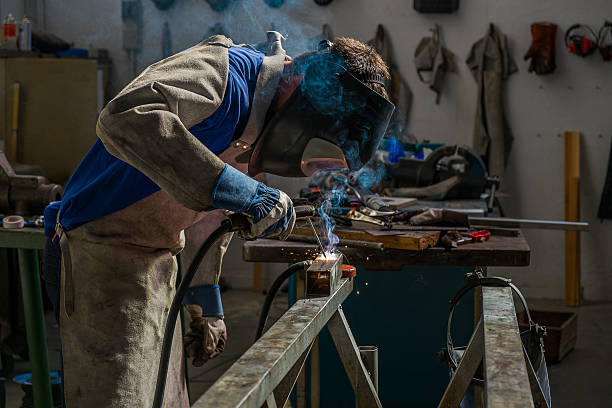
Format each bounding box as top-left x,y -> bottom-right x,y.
0,227 -> 53,408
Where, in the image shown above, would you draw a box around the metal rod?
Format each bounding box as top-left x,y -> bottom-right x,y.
469,216 -> 589,231
308,218 -> 327,255
286,234 -> 384,250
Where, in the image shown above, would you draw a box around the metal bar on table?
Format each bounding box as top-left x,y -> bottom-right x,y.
482,286 -> 534,408
193,278 -> 354,408
437,320 -> 484,408
469,216 -> 589,231
17,248 -> 53,408
327,308 -> 382,408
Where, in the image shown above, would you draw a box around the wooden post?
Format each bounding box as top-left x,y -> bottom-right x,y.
565,131 -> 581,306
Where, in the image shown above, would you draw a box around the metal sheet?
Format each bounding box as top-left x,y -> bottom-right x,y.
482,286 -> 534,408
193,278 -> 354,408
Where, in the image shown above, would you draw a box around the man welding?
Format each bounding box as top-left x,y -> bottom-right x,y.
43,31 -> 393,407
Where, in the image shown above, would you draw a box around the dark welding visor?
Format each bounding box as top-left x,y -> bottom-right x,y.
248,52 -> 395,177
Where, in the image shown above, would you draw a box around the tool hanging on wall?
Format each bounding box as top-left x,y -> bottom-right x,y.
524,22 -> 558,75
597,21 -> 612,61
414,24 -> 455,104
414,0 -> 459,13
565,24 -> 598,57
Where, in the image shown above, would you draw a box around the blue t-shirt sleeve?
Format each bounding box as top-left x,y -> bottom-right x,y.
188,46 -> 264,154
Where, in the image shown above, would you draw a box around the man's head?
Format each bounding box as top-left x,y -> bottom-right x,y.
249,37 -> 395,177
329,37 -> 390,99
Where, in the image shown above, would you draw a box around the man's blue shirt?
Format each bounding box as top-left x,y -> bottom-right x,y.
49,46 -> 264,236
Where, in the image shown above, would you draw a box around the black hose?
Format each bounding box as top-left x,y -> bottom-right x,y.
152,220 -> 233,408
254,260 -> 312,342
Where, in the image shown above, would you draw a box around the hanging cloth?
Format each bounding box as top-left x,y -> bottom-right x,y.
414,24 -> 455,104
368,24 -> 413,140
466,23 -> 517,180
598,138 -> 612,219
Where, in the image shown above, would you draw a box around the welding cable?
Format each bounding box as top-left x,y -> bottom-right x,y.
254,260 -> 313,342
153,219 -> 234,408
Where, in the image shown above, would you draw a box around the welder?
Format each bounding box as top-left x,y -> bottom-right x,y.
43,32 -> 394,407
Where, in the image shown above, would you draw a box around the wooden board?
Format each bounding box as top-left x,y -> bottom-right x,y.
564,131 -> 581,306
292,225 -> 439,250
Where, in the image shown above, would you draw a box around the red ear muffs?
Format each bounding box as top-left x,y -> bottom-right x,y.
598,21 -> 612,61
565,24 -> 598,57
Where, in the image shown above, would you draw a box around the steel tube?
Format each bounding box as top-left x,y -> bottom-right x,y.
358,346 -> 379,393
469,216 -> 589,231
17,248 -> 53,408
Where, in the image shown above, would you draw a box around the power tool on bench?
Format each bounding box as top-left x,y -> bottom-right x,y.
383,144 -> 501,210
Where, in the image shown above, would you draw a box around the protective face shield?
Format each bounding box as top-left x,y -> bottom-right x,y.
248,41 -> 395,177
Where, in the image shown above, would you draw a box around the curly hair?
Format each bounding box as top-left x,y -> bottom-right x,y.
330,37 -> 391,99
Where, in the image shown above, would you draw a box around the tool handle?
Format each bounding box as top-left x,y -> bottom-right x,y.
228,205 -> 316,233
295,205 -> 316,219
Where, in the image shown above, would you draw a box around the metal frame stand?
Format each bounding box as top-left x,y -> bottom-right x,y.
194,277 -> 381,408
438,286 -> 550,408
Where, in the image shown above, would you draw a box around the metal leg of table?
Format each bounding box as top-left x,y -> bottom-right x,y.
17,248 -> 53,408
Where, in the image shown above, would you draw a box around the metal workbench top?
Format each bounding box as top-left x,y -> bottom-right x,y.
243,232 -> 530,269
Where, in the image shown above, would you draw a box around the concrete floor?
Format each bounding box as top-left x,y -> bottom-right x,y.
2,292 -> 611,407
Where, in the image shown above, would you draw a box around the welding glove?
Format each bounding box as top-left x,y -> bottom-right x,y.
184,304 -> 227,366
183,285 -> 227,366
524,22 -> 558,75
212,164 -> 296,240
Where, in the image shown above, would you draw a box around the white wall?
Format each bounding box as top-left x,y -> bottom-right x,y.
6,0 -> 610,299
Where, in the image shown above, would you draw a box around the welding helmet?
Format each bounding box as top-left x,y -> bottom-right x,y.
248,41 -> 395,177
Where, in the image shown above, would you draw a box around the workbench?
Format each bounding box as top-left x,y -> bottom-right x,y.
243,232 -> 530,407
0,227 -> 53,408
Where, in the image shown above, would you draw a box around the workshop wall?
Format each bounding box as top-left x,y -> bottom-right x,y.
23,0 -> 612,300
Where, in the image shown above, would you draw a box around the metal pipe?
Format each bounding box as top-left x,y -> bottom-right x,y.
469,216 -> 589,231
358,346 -> 378,393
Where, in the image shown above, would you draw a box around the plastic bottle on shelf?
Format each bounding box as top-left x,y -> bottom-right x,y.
3,13 -> 18,50
18,16 -> 32,51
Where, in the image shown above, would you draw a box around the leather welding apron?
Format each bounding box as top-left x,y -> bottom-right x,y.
59,33 -> 286,408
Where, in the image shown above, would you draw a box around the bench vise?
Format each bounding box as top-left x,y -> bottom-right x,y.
0,151 -> 63,216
